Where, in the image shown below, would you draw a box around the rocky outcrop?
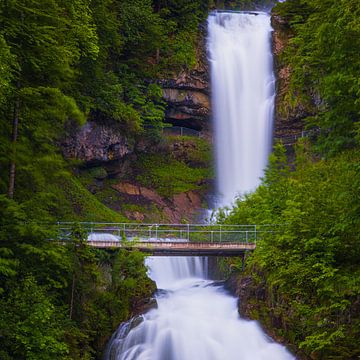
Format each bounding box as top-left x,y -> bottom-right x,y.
61,30 -> 211,224
160,31 -> 211,132
225,272 -> 266,320
272,14 -> 311,139
225,271 -> 309,360
62,121 -> 133,163
161,69 -> 211,131
111,182 -> 203,223
162,87 -> 210,130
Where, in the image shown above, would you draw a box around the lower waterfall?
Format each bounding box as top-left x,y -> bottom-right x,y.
104,257 -> 294,360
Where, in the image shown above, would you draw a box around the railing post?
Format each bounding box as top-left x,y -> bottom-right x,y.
155,224 -> 158,240
211,231 -> 214,243
187,223 -> 190,241
220,225 -> 222,242
246,230 -> 248,243
254,225 -> 257,244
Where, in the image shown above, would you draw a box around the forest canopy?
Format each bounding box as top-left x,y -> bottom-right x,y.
0,1 -> 211,358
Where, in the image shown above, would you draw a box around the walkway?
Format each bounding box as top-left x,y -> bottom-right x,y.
87,240 -> 255,256
56,222 -> 275,256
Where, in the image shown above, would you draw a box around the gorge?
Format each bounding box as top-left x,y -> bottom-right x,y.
1,1 -> 359,359
104,11 -> 293,360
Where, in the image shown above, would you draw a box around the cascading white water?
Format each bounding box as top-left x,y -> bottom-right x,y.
105,257 -> 294,360
208,11 -> 275,207
104,10 -> 293,360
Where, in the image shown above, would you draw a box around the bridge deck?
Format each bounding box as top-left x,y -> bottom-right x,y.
87,241 -> 256,256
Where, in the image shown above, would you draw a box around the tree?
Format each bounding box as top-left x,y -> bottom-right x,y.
0,0 -> 98,199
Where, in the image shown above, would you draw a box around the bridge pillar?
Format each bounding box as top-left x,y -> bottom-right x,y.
241,252 -> 246,272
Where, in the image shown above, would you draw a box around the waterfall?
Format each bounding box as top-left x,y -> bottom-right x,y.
208,11 -> 275,207
104,11 -> 293,360
105,257 -> 294,360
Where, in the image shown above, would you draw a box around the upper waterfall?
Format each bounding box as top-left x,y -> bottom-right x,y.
208,11 -> 275,207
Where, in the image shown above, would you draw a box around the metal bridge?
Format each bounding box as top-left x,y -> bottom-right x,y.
56,222 -> 275,256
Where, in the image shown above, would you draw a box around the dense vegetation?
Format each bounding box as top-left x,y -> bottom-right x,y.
274,0 -> 360,155
1,0 -> 359,358
76,135 -> 212,222
0,214 -> 155,359
221,0 -> 360,358
135,136 -> 212,198
0,0 -> 212,358
223,143 -> 360,358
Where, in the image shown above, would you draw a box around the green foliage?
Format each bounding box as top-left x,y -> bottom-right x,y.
0,0 -> 212,358
0,35 -> 15,102
0,202 -> 154,358
0,276 -> 69,360
222,0 -> 276,10
273,0 -> 360,155
223,144 -> 360,358
153,0 -> 211,71
51,176 -> 127,222
136,153 -> 211,197
65,229 -> 155,358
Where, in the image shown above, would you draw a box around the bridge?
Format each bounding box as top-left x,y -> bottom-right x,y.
87,240 -> 256,256
56,222 -> 275,256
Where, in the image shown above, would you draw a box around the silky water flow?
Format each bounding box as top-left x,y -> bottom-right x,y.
104,257 -> 294,360
104,12 -> 294,360
209,11 -> 275,207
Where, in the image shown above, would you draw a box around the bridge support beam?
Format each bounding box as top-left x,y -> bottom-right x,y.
241,252 -> 246,272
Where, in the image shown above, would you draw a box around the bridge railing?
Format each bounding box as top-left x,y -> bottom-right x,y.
56,222 -> 279,243
162,126 -> 200,137
274,128 -> 320,146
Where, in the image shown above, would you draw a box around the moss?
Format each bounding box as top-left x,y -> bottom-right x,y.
51,176 -> 127,222
70,135 -> 213,221
166,136 -> 213,166
136,153 -> 211,197
87,166 -> 108,180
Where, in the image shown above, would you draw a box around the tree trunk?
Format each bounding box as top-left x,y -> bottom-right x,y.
7,97 -> 20,199
156,48 -> 160,63
70,274 -> 76,319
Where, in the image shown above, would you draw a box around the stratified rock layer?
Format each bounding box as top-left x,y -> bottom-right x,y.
160,31 -> 211,132
161,73 -> 210,130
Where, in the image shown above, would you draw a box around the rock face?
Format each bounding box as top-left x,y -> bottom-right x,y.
160,31 -> 211,132
62,121 -> 133,163
225,272 -> 265,320
225,271 -> 309,359
61,30 -> 211,224
111,182 -> 203,223
272,14 -> 311,139
162,87 -> 210,130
